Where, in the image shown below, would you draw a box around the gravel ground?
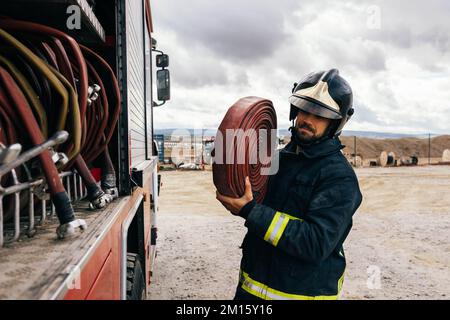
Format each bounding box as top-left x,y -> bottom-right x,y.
148,166 -> 450,300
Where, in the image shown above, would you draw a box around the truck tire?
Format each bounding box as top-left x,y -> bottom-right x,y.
126,253 -> 146,300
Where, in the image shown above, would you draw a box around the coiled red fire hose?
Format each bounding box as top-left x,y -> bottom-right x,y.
0,19 -> 88,131
0,16 -> 123,228
79,44 -> 121,164
0,19 -> 105,202
0,66 -> 75,224
213,96 -> 277,203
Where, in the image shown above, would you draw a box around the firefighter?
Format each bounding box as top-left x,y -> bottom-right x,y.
216,69 -> 363,300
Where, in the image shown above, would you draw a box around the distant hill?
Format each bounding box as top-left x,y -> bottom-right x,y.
278,129 -> 439,139
154,128 -> 450,160
340,135 -> 450,159
343,130 -> 438,139
154,128 -> 441,140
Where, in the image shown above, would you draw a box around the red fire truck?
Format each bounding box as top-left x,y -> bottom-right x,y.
0,0 -> 169,299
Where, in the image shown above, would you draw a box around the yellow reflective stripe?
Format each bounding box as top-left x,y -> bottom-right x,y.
280,212 -> 303,222
263,212 -> 281,242
338,270 -> 345,292
241,270 -> 345,300
240,270 -> 344,300
264,211 -> 303,247
272,216 -> 289,247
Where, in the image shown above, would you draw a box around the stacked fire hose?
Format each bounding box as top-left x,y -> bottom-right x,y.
213,97 -> 277,204
0,17 -> 120,239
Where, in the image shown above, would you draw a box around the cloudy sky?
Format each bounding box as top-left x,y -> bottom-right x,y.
151,0 -> 450,134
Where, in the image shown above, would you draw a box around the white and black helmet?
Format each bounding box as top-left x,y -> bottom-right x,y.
289,69 -> 354,137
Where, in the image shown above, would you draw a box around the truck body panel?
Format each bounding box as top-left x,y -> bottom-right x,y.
0,0 -> 163,300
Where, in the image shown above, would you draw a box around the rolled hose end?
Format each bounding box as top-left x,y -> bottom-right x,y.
56,219 -> 87,239
86,182 -> 113,209
101,173 -> 117,190
51,191 -> 76,225
50,187 -> 88,240
213,96 -> 277,204
101,173 -> 119,199
85,182 -> 103,201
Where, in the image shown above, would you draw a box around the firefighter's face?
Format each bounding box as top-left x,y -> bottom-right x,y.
295,110 -> 331,142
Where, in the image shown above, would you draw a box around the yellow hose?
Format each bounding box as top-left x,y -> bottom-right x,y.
0,55 -> 48,138
0,28 -> 81,160
46,64 -> 81,160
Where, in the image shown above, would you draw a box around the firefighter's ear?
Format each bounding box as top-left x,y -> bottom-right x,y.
348,108 -> 354,116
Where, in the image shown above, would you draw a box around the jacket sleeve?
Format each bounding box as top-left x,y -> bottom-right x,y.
244,165 -> 362,264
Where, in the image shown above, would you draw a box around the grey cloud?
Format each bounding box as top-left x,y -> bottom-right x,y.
153,0 -> 299,63
365,48 -> 386,71
363,0 -> 450,52
152,0 -> 450,133
365,24 -> 412,49
232,71 -> 250,87
416,28 -> 449,53
161,38 -> 230,88
171,61 -> 229,89
316,37 -> 386,72
352,100 -> 383,125
295,0 -> 449,72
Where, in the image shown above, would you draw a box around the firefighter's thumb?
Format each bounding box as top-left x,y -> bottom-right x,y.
244,176 -> 253,199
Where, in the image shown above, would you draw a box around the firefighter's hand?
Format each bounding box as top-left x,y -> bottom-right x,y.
216,177 -> 254,216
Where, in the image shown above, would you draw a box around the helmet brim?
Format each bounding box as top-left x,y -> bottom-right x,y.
289,95 -> 342,120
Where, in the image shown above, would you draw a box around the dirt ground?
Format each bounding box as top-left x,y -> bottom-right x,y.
147,166 -> 450,300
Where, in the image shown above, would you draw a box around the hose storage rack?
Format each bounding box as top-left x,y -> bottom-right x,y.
0,0 -> 124,244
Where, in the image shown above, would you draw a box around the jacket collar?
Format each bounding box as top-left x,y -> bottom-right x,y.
282,137 -> 344,159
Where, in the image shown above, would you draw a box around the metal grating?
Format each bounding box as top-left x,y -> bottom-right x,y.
0,170 -> 87,248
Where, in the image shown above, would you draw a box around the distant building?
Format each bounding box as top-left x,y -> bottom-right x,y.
154,134 -> 165,163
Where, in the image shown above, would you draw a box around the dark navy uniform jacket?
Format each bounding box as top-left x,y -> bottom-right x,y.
236,137 -> 363,300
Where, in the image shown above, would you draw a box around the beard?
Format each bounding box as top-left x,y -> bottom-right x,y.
294,123 -> 319,144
